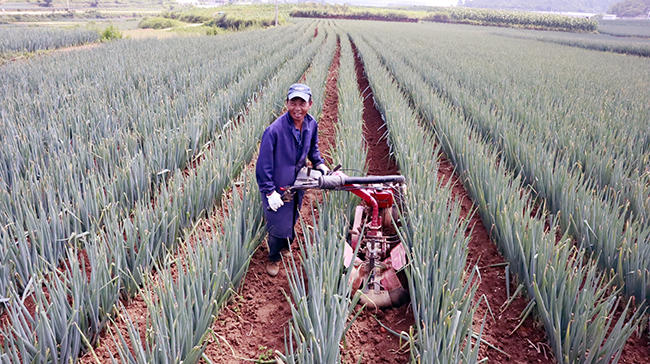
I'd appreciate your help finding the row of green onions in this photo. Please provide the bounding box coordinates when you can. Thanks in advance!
[347,27,481,363]
[105,20,329,364]
[362,22,650,310]
[352,21,644,363]
[0,22,315,299]
[0,20,325,363]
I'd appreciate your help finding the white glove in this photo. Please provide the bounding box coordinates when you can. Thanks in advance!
[315,163,330,175]
[267,191,284,212]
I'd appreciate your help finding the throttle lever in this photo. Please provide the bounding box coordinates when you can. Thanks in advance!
[280,186,294,202]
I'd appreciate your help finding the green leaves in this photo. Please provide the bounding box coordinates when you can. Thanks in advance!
[340,20,646,364]
[280,27,360,364]
[0,20,325,364]
[112,174,264,364]
[349,31,480,364]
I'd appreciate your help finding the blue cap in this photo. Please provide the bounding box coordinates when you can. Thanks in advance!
[287,83,311,102]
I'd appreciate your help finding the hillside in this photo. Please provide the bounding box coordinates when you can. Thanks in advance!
[459,0,616,13]
[608,0,650,17]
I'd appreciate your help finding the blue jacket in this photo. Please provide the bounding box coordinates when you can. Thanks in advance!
[256,112,324,238]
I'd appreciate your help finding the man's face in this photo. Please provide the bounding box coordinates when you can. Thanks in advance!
[287,97,313,125]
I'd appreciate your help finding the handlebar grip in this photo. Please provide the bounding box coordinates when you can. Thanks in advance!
[318,175,345,189]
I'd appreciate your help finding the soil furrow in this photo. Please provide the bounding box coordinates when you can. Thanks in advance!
[337,40,413,364]
[352,43,399,177]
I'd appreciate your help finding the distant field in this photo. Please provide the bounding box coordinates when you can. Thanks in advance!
[490,25,650,56]
[289,3,599,32]
[0,0,174,8]
[1,3,289,36]
[599,19,650,38]
[0,24,100,59]
[160,3,292,29]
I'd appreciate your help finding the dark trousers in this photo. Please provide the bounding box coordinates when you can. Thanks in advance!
[267,235,291,262]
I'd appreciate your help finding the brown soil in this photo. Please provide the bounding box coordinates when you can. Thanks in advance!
[620,330,650,364]
[202,243,297,363]
[318,42,339,167]
[352,41,399,177]
[54,43,101,54]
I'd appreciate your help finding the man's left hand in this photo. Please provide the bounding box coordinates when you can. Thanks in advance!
[315,163,330,175]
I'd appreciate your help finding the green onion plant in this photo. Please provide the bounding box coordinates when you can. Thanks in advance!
[342,20,645,363]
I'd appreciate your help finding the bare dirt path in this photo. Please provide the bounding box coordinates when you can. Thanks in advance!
[338,41,413,364]
[353,43,399,177]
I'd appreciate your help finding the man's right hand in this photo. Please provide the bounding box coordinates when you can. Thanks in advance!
[267,191,284,211]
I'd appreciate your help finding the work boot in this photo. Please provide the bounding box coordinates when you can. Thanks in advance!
[267,261,280,277]
[281,248,291,258]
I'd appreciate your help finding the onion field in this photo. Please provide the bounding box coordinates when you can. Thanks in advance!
[0,17,649,364]
[0,26,100,59]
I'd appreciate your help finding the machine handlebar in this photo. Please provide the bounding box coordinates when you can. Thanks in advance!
[318,174,405,190]
[343,175,405,185]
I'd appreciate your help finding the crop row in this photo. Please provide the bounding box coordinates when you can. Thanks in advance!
[362,22,650,305]
[346,29,481,363]
[0,26,100,55]
[0,20,327,363]
[598,19,650,38]
[490,27,650,57]
[396,23,650,225]
[109,172,265,364]
[440,7,598,32]
[99,19,333,364]
[340,20,643,363]
[0,21,314,300]
[290,3,597,32]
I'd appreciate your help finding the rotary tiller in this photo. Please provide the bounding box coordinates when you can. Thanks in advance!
[282,166,409,309]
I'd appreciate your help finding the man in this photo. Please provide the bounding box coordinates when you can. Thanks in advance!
[255,83,329,276]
